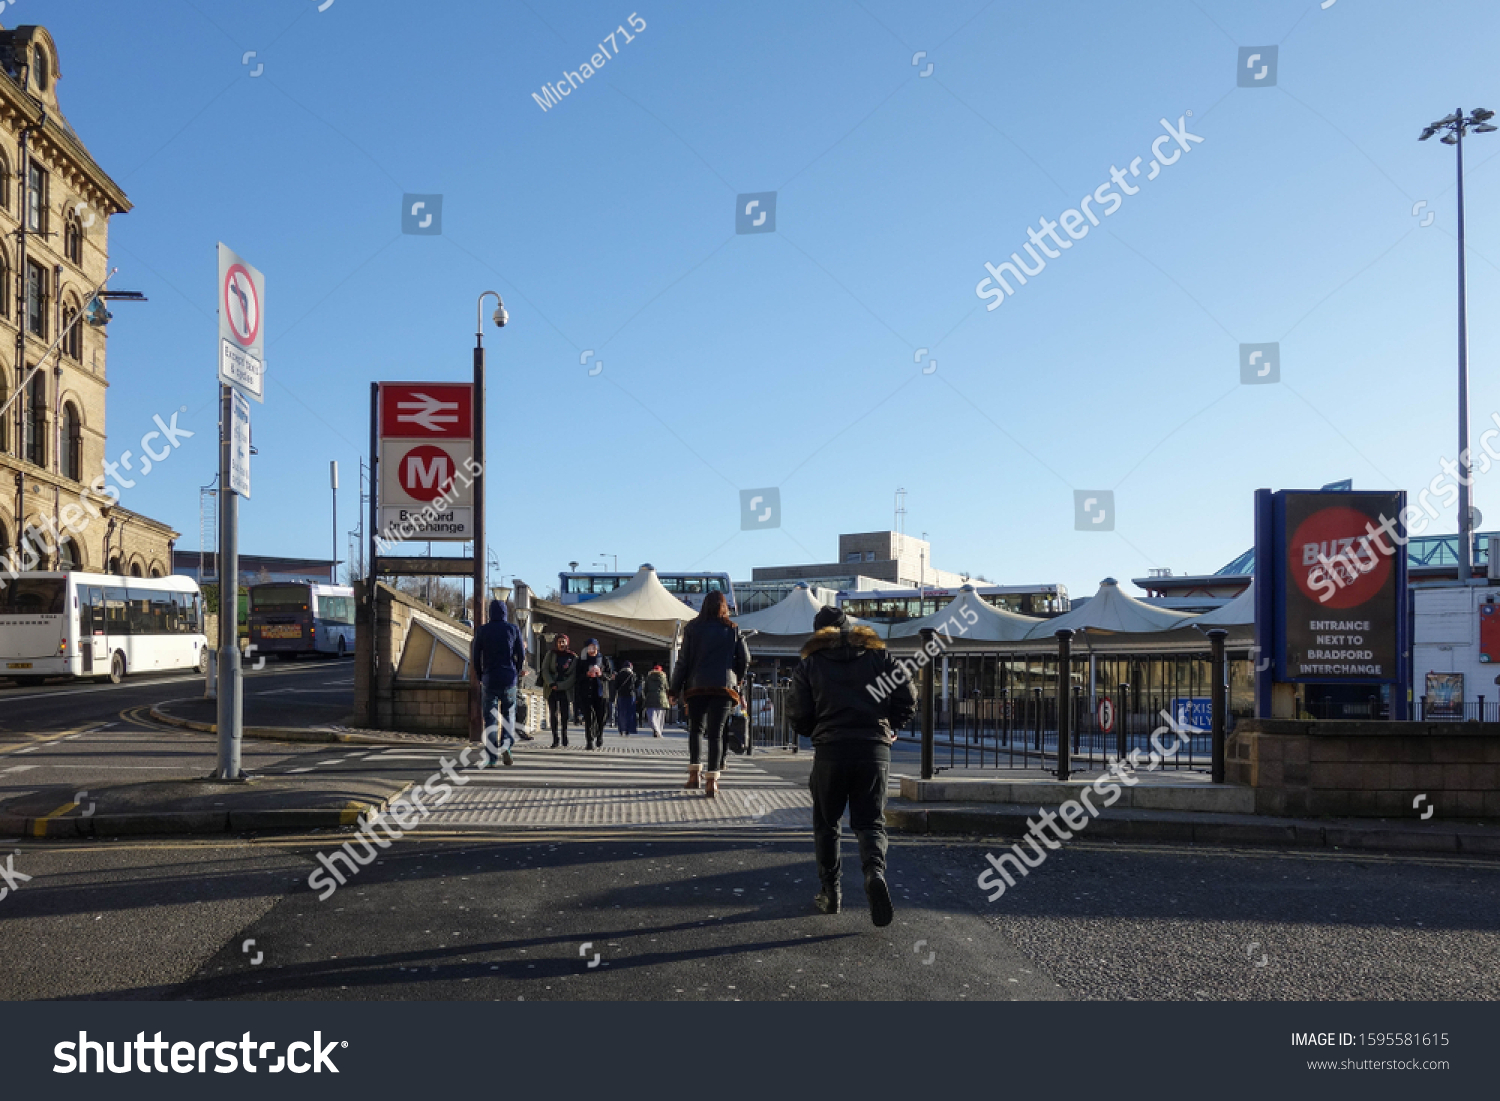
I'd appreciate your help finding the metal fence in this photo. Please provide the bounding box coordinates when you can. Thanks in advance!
[889,650,1236,774]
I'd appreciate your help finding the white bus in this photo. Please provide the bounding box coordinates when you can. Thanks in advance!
[0,571,209,684]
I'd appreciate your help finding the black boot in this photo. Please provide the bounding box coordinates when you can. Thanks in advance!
[865,871,893,928]
[814,885,841,914]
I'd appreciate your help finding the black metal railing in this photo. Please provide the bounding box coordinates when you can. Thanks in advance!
[1414,697,1500,723]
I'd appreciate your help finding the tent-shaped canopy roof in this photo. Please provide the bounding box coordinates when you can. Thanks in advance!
[733,582,885,638]
[1027,577,1195,637]
[732,583,828,635]
[1176,580,1255,627]
[889,585,1041,642]
[577,565,697,623]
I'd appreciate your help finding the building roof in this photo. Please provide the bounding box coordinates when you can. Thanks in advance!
[577,565,697,622]
[888,585,1041,642]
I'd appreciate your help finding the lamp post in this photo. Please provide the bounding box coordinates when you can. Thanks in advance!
[474,292,508,624]
[601,552,617,572]
[1420,107,1497,581]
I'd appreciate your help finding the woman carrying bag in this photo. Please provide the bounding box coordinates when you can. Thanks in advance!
[668,591,750,797]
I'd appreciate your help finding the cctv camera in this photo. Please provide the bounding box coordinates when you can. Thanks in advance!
[492,304,509,328]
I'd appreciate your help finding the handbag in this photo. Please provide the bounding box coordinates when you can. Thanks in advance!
[724,705,751,755]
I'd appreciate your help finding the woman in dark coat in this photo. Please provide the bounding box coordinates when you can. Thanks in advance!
[613,660,640,736]
[668,591,750,796]
[573,639,612,750]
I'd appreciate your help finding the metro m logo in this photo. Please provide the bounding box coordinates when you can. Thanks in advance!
[397,444,457,502]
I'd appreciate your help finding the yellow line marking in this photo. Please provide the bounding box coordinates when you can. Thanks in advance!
[0,728,87,757]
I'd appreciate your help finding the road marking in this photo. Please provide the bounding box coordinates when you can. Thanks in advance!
[287,767,318,774]
[14,746,38,754]
[2,764,38,773]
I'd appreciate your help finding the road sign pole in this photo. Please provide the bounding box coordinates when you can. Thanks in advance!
[215,382,243,780]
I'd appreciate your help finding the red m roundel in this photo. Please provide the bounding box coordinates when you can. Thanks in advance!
[397,445,457,502]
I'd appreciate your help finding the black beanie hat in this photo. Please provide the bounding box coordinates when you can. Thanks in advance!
[813,605,848,631]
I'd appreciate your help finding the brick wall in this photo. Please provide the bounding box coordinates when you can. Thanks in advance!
[1227,718,1500,818]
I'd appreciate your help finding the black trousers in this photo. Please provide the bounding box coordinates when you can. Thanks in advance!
[548,691,570,743]
[809,754,889,889]
[579,697,607,746]
[687,695,734,773]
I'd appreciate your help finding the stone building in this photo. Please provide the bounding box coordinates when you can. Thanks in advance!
[0,24,177,578]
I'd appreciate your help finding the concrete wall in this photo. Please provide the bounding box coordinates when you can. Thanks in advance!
[355,580,475,735]
[1227,718,1500,818]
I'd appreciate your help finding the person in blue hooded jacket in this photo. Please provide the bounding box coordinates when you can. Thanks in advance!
[471,600,527,767]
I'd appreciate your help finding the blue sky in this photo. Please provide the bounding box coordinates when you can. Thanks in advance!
[39,0,1500,600]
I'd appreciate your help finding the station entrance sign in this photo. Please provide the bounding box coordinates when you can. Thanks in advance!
[376,382,475,543]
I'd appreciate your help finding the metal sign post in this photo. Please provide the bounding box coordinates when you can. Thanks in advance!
[214,243,265,781]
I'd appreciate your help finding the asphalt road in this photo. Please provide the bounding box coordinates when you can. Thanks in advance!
[3,663,1500,1002]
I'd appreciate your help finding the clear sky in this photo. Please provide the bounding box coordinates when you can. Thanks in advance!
[37,0,1500,600]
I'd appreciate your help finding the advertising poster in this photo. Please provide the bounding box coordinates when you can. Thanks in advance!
[1425,672,1464,719]
[1279,491,1403,683]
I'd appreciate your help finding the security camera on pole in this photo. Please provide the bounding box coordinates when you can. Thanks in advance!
[215,242,265,781]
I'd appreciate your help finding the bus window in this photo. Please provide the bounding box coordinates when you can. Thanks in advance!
[251,584,310,613]
[706,578,723,592]
[682,578,704,593]
[0,578,65,614]
[104,588,130,634]
[317,594,354,624]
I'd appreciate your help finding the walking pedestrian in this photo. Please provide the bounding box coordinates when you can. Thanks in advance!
[540,634,577,748]
[668,591,750,797]
[788,605,916,927]
[613,660,640,736]
[643,664,670,737]
[574,639,612,750]
[470,600,526,768]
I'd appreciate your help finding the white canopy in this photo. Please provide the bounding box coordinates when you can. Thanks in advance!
[1177,580,1255,627]
[1027,577,1195,637]
[578,565,697,623]
[733,583,885,638]
[889,585,1041,642]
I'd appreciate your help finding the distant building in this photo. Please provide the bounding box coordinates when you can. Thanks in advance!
[750,531,971,589]
[0,24,177,577]
[173,552,337,586]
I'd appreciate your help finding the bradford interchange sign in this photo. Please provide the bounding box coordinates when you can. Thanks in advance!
[1264,489,1406,683]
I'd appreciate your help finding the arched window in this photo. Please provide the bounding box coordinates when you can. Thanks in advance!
[0,250,10,319]
[23,370,44,467]
[64,213,82,265]
[62,401,81,481]
[149,561,164,578]
[62,301,80,360]
[57,536,79,571]
[0,378,7,455]
[32,47,48,92]
[108,554,123,576]
[129,560,143,578]
[0,517,9,568]
[0,152,10,215]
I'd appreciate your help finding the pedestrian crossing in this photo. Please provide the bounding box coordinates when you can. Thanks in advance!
[462,742,796,789]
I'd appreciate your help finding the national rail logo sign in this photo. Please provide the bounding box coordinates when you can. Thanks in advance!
[377,382,475,541]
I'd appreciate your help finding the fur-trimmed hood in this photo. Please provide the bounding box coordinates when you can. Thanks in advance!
[799,624,886,659]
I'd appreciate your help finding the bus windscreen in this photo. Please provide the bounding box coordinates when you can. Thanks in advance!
[0,579,65,614]
[250,585,310,613]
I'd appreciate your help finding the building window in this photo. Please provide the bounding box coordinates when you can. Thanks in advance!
[62,302,80,359]
[0,252,9,319]
[57,537,79,571]
[129,560,143,578]
[0,152,10,214]
[23,370,44,467]
[25,260,46,337]
[846,552,860,563]
[64,213,82,265]
[62,401,81,481]
[26,162,46,235]
[108,554,122,576]
[32,47,48,92]
[0,379,7,455]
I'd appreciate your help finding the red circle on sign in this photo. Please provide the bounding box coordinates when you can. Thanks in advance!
[1288,506,1392,609]
[223,263,260,346]
[1096,697,1114,733]
[397,444,457,502]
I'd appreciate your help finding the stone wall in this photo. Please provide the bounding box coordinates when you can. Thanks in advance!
[1227,718,1500,818]
[354,580,474,735]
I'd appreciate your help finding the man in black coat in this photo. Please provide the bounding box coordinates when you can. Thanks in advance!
[470,600,527,767]
[788,606,917,926]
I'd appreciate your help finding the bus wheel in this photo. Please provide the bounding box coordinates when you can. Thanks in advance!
[109,652,126,685]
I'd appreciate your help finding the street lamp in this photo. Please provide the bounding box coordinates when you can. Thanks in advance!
[601,552,617,572]
[1420,107,1497,581]
[474,291,508,625]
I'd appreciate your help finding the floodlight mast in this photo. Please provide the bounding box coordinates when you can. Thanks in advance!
[1420,107,1495,581]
